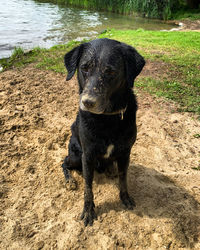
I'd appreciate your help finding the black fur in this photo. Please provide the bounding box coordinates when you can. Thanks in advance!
[62,38,145,226]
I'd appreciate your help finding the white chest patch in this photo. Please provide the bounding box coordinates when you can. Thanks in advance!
[104,144,114,159]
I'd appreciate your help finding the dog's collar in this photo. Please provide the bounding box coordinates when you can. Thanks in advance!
[103,106,127,120]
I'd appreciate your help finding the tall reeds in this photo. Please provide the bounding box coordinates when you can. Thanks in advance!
[35,0,188,20]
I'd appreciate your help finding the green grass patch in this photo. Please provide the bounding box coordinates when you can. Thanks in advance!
[99,29,200,52]
[0,47,45,70]
[0,47,39,69]
[0,40,82,73]
[136,77,200,114]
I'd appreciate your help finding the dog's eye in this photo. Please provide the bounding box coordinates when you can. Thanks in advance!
[105,68,116,76]
[81,65,89,74]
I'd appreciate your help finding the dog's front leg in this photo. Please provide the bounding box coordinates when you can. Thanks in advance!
[80,153,97,226]
[117,153,136,209]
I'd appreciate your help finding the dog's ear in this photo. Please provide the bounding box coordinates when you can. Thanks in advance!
[120,43,145,88]
[64,44,84,81]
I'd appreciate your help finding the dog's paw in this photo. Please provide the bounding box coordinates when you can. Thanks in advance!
[120,191,136,210]
[66,178,77,190]
[80,202,97,226]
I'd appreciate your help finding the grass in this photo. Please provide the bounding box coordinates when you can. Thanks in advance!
[135,77,200,114]
[0,29,200,117]
[193,134,200,138]
[0,40,82,73]
[191,166,200,171]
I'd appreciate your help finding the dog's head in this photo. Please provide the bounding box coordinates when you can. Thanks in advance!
[64,38,145,115]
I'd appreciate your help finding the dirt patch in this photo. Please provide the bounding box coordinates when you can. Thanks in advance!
[141,59,178,80]
[0,65,200,249]
[168,19,200,31]
[180,19,200,31]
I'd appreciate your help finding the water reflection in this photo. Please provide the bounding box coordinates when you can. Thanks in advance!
[0,0,175,59]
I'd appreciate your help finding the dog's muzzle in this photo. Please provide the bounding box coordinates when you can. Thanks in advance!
[80,94,105,114]
[81,95,96,109]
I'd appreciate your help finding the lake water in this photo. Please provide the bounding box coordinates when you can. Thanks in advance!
[0,0,175,59]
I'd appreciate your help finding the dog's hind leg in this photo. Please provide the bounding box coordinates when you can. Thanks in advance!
[61,156,78,190]
[61,135,82,190]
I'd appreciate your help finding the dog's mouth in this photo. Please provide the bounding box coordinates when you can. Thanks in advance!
[80,102,104,114]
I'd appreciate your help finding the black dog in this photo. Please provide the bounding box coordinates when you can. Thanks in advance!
[62,38,145,226]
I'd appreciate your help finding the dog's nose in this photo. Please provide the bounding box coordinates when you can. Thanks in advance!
[82,98,96,109]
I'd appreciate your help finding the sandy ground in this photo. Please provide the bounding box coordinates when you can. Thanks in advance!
[0,64,200,249]
[167,19,200,31]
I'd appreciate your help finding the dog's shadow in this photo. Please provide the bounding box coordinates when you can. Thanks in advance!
[95,164,200,248]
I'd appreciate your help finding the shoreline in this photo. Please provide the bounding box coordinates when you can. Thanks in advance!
[167,19,200,31]
[0,19,199,62]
